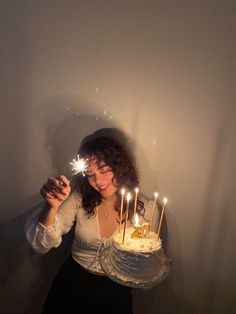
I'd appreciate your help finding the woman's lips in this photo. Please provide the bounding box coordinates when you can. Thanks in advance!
[98,184,109,192]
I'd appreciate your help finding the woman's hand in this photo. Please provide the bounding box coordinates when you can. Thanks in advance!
[162,257,173,266]
[40,175,71,210]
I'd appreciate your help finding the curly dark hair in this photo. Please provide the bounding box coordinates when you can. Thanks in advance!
[76,135,144,219]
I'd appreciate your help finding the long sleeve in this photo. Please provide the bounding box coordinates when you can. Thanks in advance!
[25,192,81,254]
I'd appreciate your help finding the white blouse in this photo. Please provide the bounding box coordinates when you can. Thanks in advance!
[25,191,158,275]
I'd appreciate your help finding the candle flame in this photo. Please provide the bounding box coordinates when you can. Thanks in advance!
[70,155,88,176]
[163,197,167,204]
[154,192,158,198]
[121,188,125,195]
[127,192,131,202]
[135,187,139,193]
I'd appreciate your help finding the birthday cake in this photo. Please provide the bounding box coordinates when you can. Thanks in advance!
[109,226,163,280]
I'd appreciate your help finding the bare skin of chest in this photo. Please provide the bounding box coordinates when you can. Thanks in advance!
[97,205,119,238]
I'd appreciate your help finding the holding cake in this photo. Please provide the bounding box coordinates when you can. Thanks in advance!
[110,226,163,280]
[100,193,170,288]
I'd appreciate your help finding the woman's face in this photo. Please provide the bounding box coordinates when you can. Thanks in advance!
[86,158,118,199]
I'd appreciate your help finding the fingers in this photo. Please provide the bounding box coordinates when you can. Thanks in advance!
[41,176,71,201]
[40,187,55,199]
[41,185,70,202]
[40,188,65,201]
[47,178,63,191]
[58,175,70,186]
[48,177,70,192]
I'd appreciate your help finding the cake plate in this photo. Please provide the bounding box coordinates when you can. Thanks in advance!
[100,246,171,289]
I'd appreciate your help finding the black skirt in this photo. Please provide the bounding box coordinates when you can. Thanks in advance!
[42,255,133,314]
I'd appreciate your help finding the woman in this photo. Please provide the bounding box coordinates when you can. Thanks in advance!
[25,135,144,314]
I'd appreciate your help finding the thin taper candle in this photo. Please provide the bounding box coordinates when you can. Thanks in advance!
[157,198,167,239]
[150,192,158,231]
[122,193,131,243]
[119,188,125,233]
[133,187,139,218]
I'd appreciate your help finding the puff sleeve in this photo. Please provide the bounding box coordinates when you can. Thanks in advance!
[25,192,81,254]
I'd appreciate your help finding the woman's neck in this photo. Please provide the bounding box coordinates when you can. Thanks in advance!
[101,194,117,207]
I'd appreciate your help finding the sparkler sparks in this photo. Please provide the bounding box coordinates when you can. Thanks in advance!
[70,155,88,176]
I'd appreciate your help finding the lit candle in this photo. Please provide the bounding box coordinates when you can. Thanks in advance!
[122,192,131,243]
[150,192,158,231]
[119,188,126,233]
[157,198,167,239]
[133,187,139,218]
[131,213,150,238]
[131,213,141,238]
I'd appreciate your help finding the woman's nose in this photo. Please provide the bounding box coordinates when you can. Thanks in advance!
[94,174,103,186]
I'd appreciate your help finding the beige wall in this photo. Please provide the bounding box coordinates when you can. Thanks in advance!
[0,1,235,313]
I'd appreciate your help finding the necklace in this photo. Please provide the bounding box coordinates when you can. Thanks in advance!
[104,207,110,219]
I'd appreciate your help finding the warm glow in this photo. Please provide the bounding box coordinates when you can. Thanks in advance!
[154,192,158,198]
[135,187,139,193]
[121,188,125,196]
[135,213,140,226]
[163,198,167,205]
[127,192,131,202]
[70,155,88,176]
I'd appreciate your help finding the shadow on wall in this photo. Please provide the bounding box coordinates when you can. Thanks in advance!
[133,279,195,314]
[0,199,74,314]
[194,104,236,314]
[131,200,190,314]
[0,111,144,314]
[0,109,175,314]
[37,96,139,180]
[0,198,43,286]
[46,114,138,180]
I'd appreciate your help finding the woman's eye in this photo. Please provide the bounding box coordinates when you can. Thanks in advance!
[86,173,94,178]
[100,167,111,174]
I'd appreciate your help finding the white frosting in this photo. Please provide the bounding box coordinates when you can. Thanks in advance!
[113,227,162,252]
[110,227,163,279]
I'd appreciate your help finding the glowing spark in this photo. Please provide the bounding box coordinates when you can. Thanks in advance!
[70,155,88,176]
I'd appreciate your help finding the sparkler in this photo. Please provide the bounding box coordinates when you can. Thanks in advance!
[70,155,88,176]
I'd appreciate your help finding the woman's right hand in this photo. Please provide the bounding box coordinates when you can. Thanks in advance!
[40,175,71,210]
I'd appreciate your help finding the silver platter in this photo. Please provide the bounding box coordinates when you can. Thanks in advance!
[100,246,171,288]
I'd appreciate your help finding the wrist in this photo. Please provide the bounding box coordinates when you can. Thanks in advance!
[44,202,59,212]
[39,204,58,227]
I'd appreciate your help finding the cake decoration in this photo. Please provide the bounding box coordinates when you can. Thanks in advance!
[100,189,171,288]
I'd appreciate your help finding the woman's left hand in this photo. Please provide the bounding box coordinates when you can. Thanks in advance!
[162,257,173,265]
